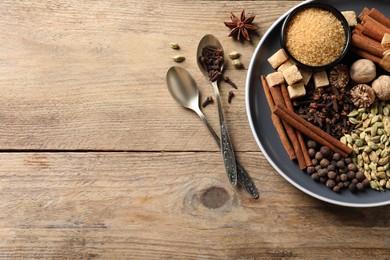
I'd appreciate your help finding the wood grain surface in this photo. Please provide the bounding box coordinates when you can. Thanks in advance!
[0,0,389,259]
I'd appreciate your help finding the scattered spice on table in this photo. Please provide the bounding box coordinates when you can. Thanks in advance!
[202,96,214,107]
[228,91,235,103]
[224,9,258,41]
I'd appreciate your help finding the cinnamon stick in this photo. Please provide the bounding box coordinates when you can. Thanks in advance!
[360,15,390,42]
[280,84,312,168]
[273,105,352,158]
[358,7,370,21]
[368,8,390,29]
[269,85,306,169]
[260,75,296,160]
[350,46,382,64]
[352,32,387,58]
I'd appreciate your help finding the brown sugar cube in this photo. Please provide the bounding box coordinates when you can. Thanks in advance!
[287,82,306,99]
[282,65,303,86]
[341,11,357,27]
[267,49,289,69]
[382,33,390,48]
[299,68,313,86]
[265,72,285,87]
[313,71,329,88]
[277,59,295,73]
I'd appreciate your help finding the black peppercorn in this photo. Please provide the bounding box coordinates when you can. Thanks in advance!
[307,140,317,148]
[340,173,348,182]
[327,171,337,179]
[347,163,357,172]
[327,165,336,171]
[320,146,332,158]
[356,171,365,182]
[326,179,336,189]
[348,183,357,192]
[344,157,352,164]
[333,185,340,192]
[320,177,327,184]
[356,182,365,191]
[307,166,316,174]
[320,158,330,168]
[308,148,316,158]
[351,178,358,184]
[312,159,318,166]
[311,173,320,182]
[332,153,341,161]
[315,152,323,160]
[347,171,356,180]
[336,160,345,168]
[362,179,370,187]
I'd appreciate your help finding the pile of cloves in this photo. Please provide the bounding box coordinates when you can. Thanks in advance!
[294,82,357,139]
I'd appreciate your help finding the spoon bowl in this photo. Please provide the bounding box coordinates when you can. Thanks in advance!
[166,66,199,111]
[196,34,225,78]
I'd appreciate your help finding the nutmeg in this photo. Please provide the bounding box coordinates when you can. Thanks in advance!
[372,75,390,101]
[350,84,376,108]
[350,59,376,83]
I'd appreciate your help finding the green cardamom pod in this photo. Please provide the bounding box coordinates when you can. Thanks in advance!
[232,59,244,69]
[169,42,180,49]
[228,51,240,59]
[172,55,185,62]
[347,110,359,117]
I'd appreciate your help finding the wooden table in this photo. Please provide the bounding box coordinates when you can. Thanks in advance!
[0,0,389,259]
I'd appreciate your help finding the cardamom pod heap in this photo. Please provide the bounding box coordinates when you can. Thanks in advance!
[343,101,390,191]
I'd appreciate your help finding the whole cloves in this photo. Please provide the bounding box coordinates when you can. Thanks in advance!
[224,76,238,89]
[202,96,214,107]
[228,91,235,103]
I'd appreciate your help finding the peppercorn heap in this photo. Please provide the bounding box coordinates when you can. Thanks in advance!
[306,140,369,192]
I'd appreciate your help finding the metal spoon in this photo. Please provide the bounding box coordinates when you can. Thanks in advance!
[196,34,237,186]
[166,66,259,199]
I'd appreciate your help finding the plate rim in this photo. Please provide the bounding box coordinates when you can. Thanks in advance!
[245,0,390,207]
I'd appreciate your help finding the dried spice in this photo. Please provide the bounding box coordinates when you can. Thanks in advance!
[350,84,376,108]
[169,42,180,49]
[228,91,235,103]
[329,64,350,89]
[305,141,368,193]
[172,55,185,63]
[198,46,224,81]
[224,76,238,89]
[202,96,214,108]
[294,81,356,139]
[224,10,257,41]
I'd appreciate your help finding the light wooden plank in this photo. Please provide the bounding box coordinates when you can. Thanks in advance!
[0,0,300,151]
[0,152,388,259]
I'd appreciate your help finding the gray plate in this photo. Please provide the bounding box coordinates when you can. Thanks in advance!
[246,0,390,207]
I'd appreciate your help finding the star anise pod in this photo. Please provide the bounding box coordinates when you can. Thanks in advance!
[224,10,257,41]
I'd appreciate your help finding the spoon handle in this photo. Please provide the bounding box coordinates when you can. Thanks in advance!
[211,81,237,186]
[196,109,259,198]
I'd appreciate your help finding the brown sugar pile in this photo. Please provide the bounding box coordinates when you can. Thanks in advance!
[285,7,346,66]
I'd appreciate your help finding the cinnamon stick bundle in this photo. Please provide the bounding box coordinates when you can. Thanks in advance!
[353,7,390,72]
[269,84,306,169]
[366,8,390,29]
[359,15,390,42]
[273,105,352,158]
[260,76,296,160]
[280,84,312,168]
